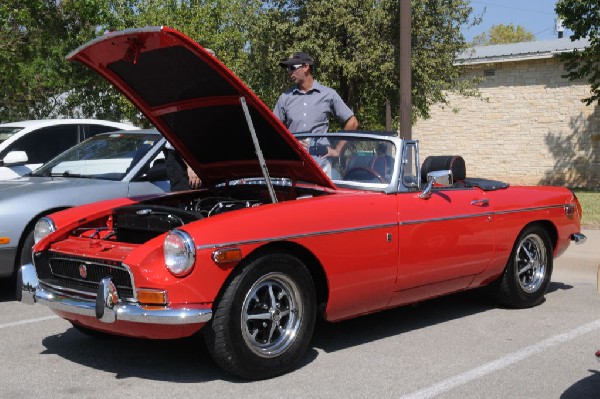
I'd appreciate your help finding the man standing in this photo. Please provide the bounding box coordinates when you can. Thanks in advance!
[273,52,358,176]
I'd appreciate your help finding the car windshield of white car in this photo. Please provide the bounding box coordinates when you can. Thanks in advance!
[0,127,23,145]
[31,132,160,180]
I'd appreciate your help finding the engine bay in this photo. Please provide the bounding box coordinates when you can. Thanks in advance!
[77,184,327,244]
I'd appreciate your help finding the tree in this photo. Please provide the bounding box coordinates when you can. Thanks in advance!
[241,0,479,130]
[472,23,535,46]
[64,0,258,127]
[556,0,600,106]
[0,0,86,122]
[1,0,479,130]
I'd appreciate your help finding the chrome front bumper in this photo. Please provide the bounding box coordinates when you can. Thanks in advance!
[17,263,212,325]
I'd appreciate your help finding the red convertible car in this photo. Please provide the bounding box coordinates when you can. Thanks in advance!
[18,27,586,380]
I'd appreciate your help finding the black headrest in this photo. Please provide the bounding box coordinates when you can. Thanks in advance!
[421,156,466,183]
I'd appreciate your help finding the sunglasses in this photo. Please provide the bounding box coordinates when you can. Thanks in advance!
[287,64,304,72]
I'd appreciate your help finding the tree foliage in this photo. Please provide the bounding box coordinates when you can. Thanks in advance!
[472,23,535,46]
[556,0,600,106]
[1,0,479,130]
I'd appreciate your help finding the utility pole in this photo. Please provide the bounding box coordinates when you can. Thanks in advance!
[399,0,412,139]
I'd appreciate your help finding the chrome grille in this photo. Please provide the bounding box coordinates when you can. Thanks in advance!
[46,252,134,299]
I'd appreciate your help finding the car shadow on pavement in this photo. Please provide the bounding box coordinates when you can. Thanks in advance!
[561,369,600,398]
[310,288,497,354]
[41,329,233,383]
[0,278,16,302]
[38,283,571,382]
[547,280,574,294]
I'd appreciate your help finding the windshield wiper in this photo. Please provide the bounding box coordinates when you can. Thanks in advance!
[49,171,95,178]
[28,170,51,177]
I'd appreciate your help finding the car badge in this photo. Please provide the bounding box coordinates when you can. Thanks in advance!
[79,264,88,279]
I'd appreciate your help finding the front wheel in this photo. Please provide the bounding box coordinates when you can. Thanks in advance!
[493,225,553,308]
[204,253,316,380]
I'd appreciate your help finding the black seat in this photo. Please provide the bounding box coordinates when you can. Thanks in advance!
[421,155,466,184]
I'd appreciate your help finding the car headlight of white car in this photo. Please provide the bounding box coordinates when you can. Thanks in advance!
[33,217,57,244]
[164,229,196,276]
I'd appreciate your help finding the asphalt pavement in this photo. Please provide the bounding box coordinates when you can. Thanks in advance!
[554,228,600,282]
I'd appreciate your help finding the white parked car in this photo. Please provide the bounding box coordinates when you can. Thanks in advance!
[0,119,137,180]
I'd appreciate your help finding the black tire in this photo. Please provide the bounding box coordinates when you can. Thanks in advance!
[204,253,316,380]
[493,225,553,308]
[19,229,35,265]
[5,229,35,300]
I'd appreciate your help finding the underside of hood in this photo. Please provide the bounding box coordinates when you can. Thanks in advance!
[67,26,334,189]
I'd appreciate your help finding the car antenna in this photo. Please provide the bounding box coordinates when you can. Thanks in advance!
[239,96,278,204]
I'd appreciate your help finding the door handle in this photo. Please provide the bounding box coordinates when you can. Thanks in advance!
[471,199,489,207]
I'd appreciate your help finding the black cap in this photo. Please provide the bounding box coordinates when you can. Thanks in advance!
[279,51,314,67]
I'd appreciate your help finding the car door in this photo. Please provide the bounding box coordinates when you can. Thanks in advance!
[393,187,495,295]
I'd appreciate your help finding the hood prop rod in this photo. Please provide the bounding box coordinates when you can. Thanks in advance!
[240,96,278,204]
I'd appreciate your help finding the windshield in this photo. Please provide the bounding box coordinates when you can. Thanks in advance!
[0,127,23,145]
[224,135,398,189]
[302,135,397,187]
[33,132,161,180]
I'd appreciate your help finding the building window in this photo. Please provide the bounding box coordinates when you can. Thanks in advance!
[483,69,496,77]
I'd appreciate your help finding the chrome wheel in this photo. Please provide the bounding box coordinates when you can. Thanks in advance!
[205,253,316,379]
[514,233,547,293]
[241,272,302,358]
[492,226,553,309]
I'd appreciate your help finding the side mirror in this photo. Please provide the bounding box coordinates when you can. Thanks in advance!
[2,151,28,166]
[418,170,453,199]
[142,160,167,181]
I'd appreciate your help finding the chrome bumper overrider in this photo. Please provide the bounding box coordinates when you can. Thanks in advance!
[17,263,212,325]
[571,233,587,244]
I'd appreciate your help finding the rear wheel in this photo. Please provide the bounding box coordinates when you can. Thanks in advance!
[493,225,553,308]
[204,253,316,380]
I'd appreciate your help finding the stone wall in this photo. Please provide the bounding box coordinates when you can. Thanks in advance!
[413,57,599,189]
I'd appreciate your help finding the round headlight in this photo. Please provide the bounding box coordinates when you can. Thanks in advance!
[33,217,57,244]
[164,230,196,276]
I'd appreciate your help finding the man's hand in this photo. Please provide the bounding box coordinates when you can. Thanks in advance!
[187,165,201,188]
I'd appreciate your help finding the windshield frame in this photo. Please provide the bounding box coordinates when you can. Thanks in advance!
[0,126,24,146]
[293,132,406,193]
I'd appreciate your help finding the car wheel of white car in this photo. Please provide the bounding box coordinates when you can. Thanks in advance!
[204,253,316,380]
[493,225,553,308]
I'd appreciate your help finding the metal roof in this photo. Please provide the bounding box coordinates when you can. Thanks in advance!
[456,37,590,65]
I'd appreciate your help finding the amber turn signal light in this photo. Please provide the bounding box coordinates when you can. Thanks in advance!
[212,248,243,264]
[137,289,167,305]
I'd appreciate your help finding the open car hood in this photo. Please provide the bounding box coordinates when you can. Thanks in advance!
[67,26,334,188]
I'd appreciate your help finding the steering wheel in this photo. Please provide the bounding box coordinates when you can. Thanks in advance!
[343,167,385,183]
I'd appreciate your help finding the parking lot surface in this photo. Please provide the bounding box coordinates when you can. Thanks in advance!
[1,230,598,398]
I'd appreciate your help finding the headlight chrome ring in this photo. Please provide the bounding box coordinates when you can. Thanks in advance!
[33,217,57,244]
[164,229,196,276]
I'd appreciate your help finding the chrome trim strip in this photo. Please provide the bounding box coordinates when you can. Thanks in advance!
[195,204,571,250]
[401,204,568,225]
[492,204,568,215]
[195,223,399,250]
[400,212,493,226]
[18,263,211,325]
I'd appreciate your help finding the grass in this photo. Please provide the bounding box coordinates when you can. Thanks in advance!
[574,190,600,229]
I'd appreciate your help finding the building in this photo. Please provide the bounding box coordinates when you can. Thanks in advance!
[413,38,599,189]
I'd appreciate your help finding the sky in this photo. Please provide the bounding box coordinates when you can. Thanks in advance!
[462,0,572,42]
